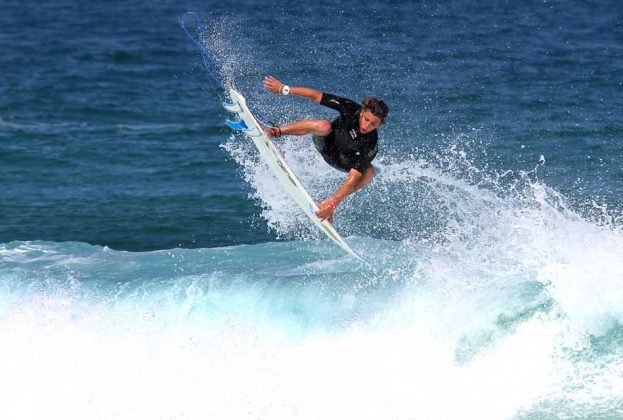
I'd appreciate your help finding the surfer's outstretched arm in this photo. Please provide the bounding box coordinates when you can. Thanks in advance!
[264,76,322,104]
[315,166,375,222]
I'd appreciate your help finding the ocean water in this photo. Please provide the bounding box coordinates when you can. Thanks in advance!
[1,0,623,418]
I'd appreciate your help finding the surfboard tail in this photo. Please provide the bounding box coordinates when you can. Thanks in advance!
[223,102,242,113]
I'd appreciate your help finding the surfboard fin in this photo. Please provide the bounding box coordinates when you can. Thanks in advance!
[226,119,248,131]
[222,102,242,113]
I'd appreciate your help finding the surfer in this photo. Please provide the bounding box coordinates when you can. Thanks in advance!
[263,76,388,222]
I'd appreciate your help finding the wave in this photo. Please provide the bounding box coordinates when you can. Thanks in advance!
[2,205,623,418]
[209,117,623,417]
[4,91,620,420]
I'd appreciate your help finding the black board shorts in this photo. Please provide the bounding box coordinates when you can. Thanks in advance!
[312,135,349,173]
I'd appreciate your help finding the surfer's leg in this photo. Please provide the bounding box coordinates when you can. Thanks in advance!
[266,120,331,137]
[352,164,375,192]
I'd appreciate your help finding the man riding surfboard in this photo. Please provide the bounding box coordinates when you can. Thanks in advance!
[263,76,388,223]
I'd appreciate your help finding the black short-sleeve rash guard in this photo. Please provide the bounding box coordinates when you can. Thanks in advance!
[315,93,378,173]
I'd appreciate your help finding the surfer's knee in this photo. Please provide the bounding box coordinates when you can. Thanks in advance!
[314,120,332,136]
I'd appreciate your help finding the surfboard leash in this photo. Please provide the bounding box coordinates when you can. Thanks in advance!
[182,11,276,128]
[181,11,228,91]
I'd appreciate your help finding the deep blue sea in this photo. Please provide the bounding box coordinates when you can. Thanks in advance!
[2,1,623,418]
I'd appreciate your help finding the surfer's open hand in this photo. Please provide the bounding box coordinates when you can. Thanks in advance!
[264,76,285,94]
[316,199,337,223]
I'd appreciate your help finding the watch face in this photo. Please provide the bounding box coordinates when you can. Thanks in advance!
[283,86,290,95]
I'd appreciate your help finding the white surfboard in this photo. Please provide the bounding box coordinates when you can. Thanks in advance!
[224,87,365,263]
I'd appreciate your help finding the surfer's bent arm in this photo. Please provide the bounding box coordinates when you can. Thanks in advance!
[315,169,365,221]
[331,169,363,204]
[264,76,322,103]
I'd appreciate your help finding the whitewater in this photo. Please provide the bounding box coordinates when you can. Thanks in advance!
[2,143,622,418]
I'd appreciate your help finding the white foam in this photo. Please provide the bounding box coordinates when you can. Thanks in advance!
[0,278,593,420]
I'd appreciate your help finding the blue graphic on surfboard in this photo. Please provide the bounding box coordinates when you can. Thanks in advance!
[224,87,366,263]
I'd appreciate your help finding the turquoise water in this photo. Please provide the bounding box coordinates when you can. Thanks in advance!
[2,1,623,418]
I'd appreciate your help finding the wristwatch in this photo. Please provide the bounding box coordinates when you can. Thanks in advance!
[281,85,290,95]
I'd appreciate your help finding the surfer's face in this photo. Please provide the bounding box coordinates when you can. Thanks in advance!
[359,109,383,134]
